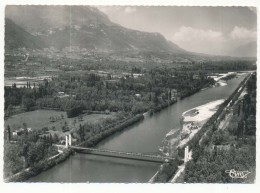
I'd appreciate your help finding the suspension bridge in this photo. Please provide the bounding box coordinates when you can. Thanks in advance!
[54,134,189,163]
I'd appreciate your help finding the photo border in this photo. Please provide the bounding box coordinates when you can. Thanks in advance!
[0,1,259,193]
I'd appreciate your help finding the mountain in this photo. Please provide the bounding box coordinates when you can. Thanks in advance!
[5,6,112,35]
[5,5,186,54]
[228,41,257,58]
[44,23,187,53]
[5,18,46,50]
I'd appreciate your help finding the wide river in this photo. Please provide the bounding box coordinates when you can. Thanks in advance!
[27,73,248,183]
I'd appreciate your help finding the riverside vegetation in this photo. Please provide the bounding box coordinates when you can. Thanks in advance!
[4,6,256,183]
[4,60,256,181]
[153,72,255,183]
[182,72,256,183]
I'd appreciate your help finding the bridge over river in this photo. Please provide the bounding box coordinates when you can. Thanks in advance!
[27,72,249,182]
[56,144,175,163]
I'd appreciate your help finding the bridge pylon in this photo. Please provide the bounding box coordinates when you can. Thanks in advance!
[65,133,72,148]
[184,146,191,163]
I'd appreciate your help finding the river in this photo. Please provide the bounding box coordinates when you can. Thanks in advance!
[27,73,248,183]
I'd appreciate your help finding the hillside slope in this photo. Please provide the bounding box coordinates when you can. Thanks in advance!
[5,5,186,54]
[5,18,46,50]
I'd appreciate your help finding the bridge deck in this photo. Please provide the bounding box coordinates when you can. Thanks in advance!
[70,146,174,163]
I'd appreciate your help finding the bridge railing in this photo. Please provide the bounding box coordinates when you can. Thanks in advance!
[71,146,174,161]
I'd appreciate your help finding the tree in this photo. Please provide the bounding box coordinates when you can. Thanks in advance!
[7,125,11,141]
[22,97,35,111]
[212,130,229,145]
[153,88,160,105]
[49,134,53,146]
[244,94,251,106]
[49,116,55,122]
[4,143,24,176]
[237,120,244,138]
[66,106,83,118]
[78,114,83,121]
[53,133,59,143]
[237,104,241,116]
[212,123,217,132]
[22,123,28,135]
[6,104,14,117]
[78,124,85,142]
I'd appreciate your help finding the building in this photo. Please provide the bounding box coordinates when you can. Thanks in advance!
[12,131,18,136]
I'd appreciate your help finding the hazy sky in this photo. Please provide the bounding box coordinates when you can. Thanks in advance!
[97,6,257,55]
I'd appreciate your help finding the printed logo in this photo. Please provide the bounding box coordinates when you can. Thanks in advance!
[225,169,250,179]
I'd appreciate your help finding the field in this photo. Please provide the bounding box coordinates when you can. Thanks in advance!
[4,75,53,88]
[5,109,114,136]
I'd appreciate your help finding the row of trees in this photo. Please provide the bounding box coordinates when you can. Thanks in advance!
[5,65,216,119]
[5,79,52,113]
[74,113,144,147]
[183,73,256,183]
[38,68,215,114]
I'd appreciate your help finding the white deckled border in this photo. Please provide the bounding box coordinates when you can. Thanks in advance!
[0,1,259,193]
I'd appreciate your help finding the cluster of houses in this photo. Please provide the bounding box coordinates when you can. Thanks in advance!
[56,91,76,98]
[12,127,32,136]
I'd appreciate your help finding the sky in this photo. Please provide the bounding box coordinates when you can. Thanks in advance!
[97,6,257,55]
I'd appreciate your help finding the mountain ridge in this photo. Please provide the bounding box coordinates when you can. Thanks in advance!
[5,5,186,54]
[5,18,46,50]
[5,5,256,59]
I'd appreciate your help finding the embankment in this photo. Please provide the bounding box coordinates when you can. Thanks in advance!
[5,149,73,182]
[79,99,177,148]
[79,114,145,147]
[151,73,251,183]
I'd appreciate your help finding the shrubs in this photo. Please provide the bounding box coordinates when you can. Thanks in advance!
[153,160,179,182]
[155,74,251,183]
[6,149,73,182]
[150,99,176,115]
[220,73,236,81]
[80,114,144,147]
[66,106,84,118]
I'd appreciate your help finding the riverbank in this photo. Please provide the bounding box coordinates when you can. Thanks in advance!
[78,114,144,148]
[179,72,255,183]
[16,79,216,182]
[21,72,249,182]
[9,99,177,182]
[5,149,73,182]
[209,72,237,88]
[151,73,251,183]
[178,99,224,148]
[171,73,251,183]
[150,99,225,183]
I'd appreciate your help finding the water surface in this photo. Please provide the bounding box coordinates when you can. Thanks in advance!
[28,73,247,182]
